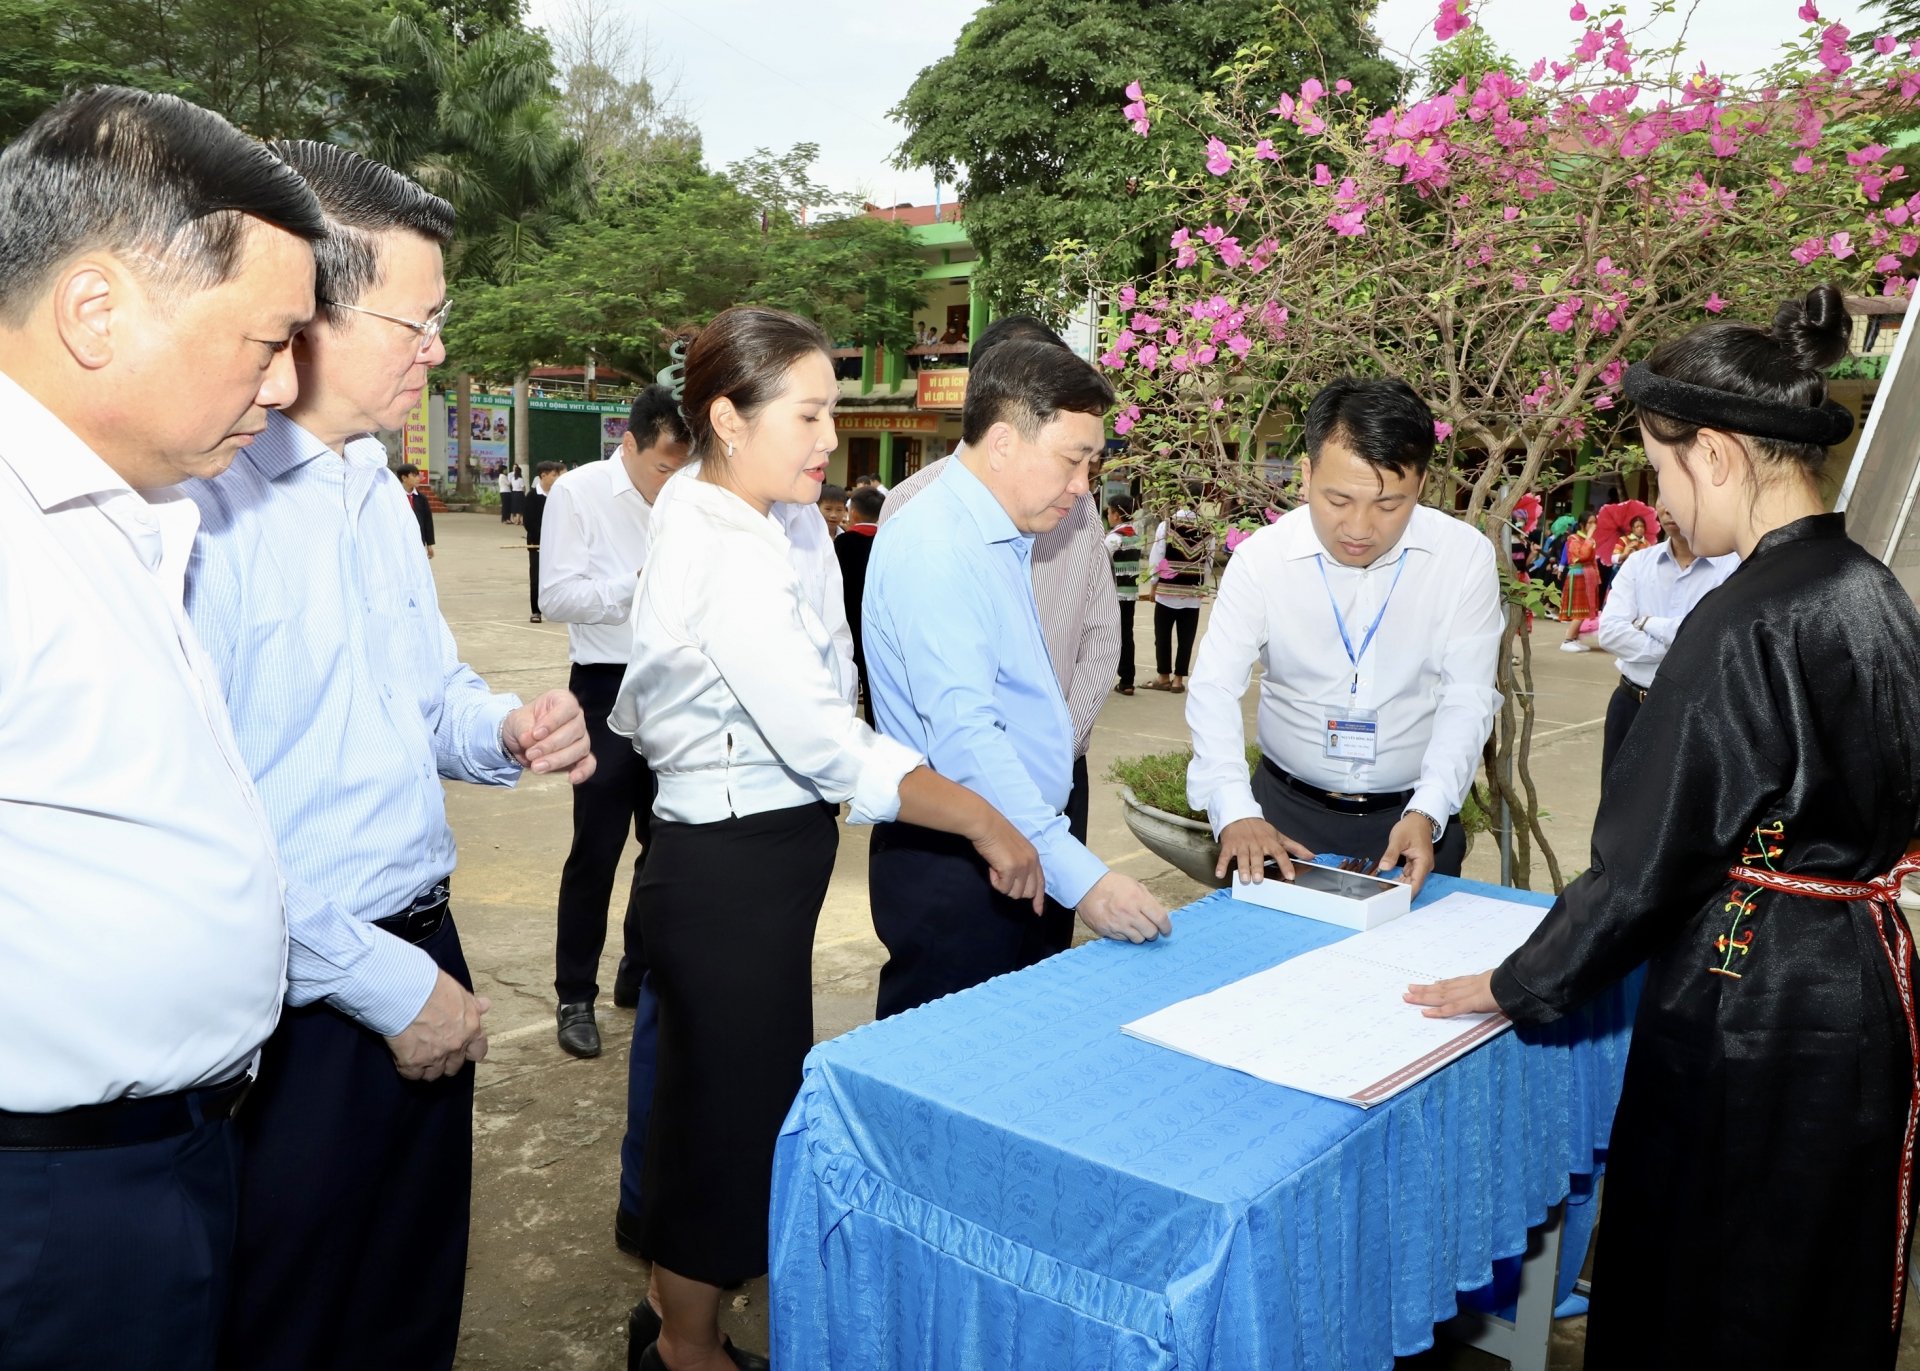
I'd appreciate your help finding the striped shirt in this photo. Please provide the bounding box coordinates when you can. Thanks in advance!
[184,412,522,1037]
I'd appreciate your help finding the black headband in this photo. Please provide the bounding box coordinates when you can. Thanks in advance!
[1623,362,1854,448]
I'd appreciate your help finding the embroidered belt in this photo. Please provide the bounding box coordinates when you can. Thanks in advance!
[1727,849,1920,1332]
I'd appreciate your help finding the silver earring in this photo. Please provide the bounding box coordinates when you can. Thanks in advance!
[726,442,734,459]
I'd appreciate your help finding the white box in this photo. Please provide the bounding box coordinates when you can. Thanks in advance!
[1229,859,1414,930]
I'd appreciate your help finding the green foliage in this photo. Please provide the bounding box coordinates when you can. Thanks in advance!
[443,148,927,381]
[892,0,1402,314]
[1108,745,1260,821]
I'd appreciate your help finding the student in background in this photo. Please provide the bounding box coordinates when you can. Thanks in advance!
[524,459,562,623]
[397,463,435,558]
[836,483,885,721]
[817,481,848,537]
[1144,497,1210,693]
[1105,495,1144,696]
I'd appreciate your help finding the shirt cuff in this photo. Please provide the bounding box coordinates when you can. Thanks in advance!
[1201,783,1263,840]
[1046,838,1109,910]
[479,693,525,780]
[327,930,441,1038]
[1406,785,1454,837]
[846,735,924,826]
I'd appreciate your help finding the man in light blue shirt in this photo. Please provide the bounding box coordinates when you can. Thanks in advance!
[864,338,1169,1018]
[184,143,594,1371]
[1594,502,1739,783]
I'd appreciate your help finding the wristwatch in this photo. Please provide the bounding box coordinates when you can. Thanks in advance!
[1406,808,1443,843]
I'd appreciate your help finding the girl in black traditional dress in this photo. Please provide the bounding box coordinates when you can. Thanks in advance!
[1408,284,1920,1367]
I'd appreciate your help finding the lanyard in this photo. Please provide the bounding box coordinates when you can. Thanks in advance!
[1316,550,1408,696]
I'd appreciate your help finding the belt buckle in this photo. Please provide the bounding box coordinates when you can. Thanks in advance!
[1326,790,1365,803]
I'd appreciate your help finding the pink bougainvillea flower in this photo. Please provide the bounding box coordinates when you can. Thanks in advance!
[1201,225,1227,245]
[1168,352,1193,374]
[1503,205,1522,221]
[1271,94,1296,120]
[1791,236,1827,265]
[1122,80,1150,137]
[1098,348,1127,370]
[1205,138,1234,176]
[1605,42,1634,76]
[1313,163,1333,186]
[1568,1,1585,17]
[1171,229,1199,269]
[1125,80,1143,100]
[1327,207,1369,236]
[1300,78,1326,103]
[1114,328,1137,352]
[1592,394,1615,410]
[1819,24,1853,75]
[1705,293,1727,313]
[1434,0,1471,42]
[1225,333,1254,358]
[1876,254,1902,273]
[1768,176,1789,198]
[1528,57,1549,81]
[1112,404,1141,435]
[1831,231,1856,259]
[1574,29,1604,62]
[1512,272,1529,290]
[1551,60,1576,83]
[1892,204,1915,226]
[1710,133,1737,157]
[1260,301,1289,337]
[1600,359,1626,386]
[1131,311,1162,334]
[1876,34,1899,55]
[1224,527,1252,553]
[1209,397,1227,413]
[1254,139,1279,162]
[1849,143,1892,166]
[1434,421,1454,441]
[1136,344,1159,372]
[1904,231,1920,255]
[1118,285,1137,307]
[1335,79,1353,94]
[1792,154,1816,174]
[1218,238,1246,267]
[1798,0,1820,19]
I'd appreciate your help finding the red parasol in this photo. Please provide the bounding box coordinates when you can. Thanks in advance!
[1514,492,1543,535]
[1595,499,1658,563]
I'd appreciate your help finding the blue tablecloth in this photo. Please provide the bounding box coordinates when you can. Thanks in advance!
[770,877,1632,1370]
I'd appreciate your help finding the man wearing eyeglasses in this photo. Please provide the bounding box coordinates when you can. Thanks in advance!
[182,142,596,1371]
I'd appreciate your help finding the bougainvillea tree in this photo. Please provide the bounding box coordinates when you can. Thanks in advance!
[1078,1,1920,887]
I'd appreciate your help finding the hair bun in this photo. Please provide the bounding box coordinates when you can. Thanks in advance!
[1770,283,1851,372]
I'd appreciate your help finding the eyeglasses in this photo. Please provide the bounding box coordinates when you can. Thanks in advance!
[320,297,453,353]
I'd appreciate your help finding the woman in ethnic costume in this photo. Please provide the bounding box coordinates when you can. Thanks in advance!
[1409,285,1920,1367]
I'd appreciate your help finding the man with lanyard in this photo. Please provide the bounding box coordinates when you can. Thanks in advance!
[1185,377,1502,890]
[1594,501,1738,783]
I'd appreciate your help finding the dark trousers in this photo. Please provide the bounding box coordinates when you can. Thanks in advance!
[617,978,659,1223]
[554,662,655,1005]
[1600,677,1644,791]
[871,756,1088,1019]
[527,547,541,617]
[0,1110,240,1370]
[220,913,475,1371]
[1251,761,1467,876]
[1154,601,1199,677]
[1117,599,1137,688]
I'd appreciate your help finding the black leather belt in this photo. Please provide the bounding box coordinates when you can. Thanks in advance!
[373,882,451,946]
[1616,678,1650,705]
[1261,756,1413,815]
[0,1072,252,1152]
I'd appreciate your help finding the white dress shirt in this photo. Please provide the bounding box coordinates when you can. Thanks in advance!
[1185,505,1503,838]
[0,370,287,1110]
[538,456,658,665]
[1594,540,1739,688]
[611,471,921,825]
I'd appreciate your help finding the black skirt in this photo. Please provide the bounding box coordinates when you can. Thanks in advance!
[636,800,838,1287]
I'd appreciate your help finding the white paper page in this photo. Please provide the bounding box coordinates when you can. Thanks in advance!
[1122,891,1549,1106]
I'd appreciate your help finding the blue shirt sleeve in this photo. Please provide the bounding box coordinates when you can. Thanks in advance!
[868,539,1108,907]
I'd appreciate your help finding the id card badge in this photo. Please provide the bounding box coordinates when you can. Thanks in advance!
[1323,703,1380,762]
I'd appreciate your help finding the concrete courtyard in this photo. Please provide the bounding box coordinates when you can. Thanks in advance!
[423,508,1913,1370]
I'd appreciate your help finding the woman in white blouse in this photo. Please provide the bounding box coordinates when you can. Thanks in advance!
[615,306,1042,1371]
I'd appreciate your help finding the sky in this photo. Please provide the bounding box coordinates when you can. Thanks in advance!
[524,0,1886,212]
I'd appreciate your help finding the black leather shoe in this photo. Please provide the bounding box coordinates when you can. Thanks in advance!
[635,1339,769,1371]
[556,1001,601,1058]
[612,959,642,1009]
[615,1205,644,1257]
[627,1304,662,1369]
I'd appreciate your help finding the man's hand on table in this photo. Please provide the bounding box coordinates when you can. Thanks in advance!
[1077,872,1171,944]
[1214,817,1316,883]
[1376,812,1437,896]
[1403,971,1497,1018]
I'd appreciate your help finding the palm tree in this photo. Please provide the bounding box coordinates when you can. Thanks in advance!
[381,11,586,495]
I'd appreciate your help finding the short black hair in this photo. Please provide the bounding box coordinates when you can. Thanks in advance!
[962,338,1115,447]
[1302,376,1436,477]
[395,463,421,478]
[851,474,881,489]
[1108,493,1137,518]
[536,460,564,475]
[818,482,847,504]
[0,87,325,325]
[269,141,452,327]
[970,314,1067,368]
[626,383,692,453]
[849,486,884,521]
